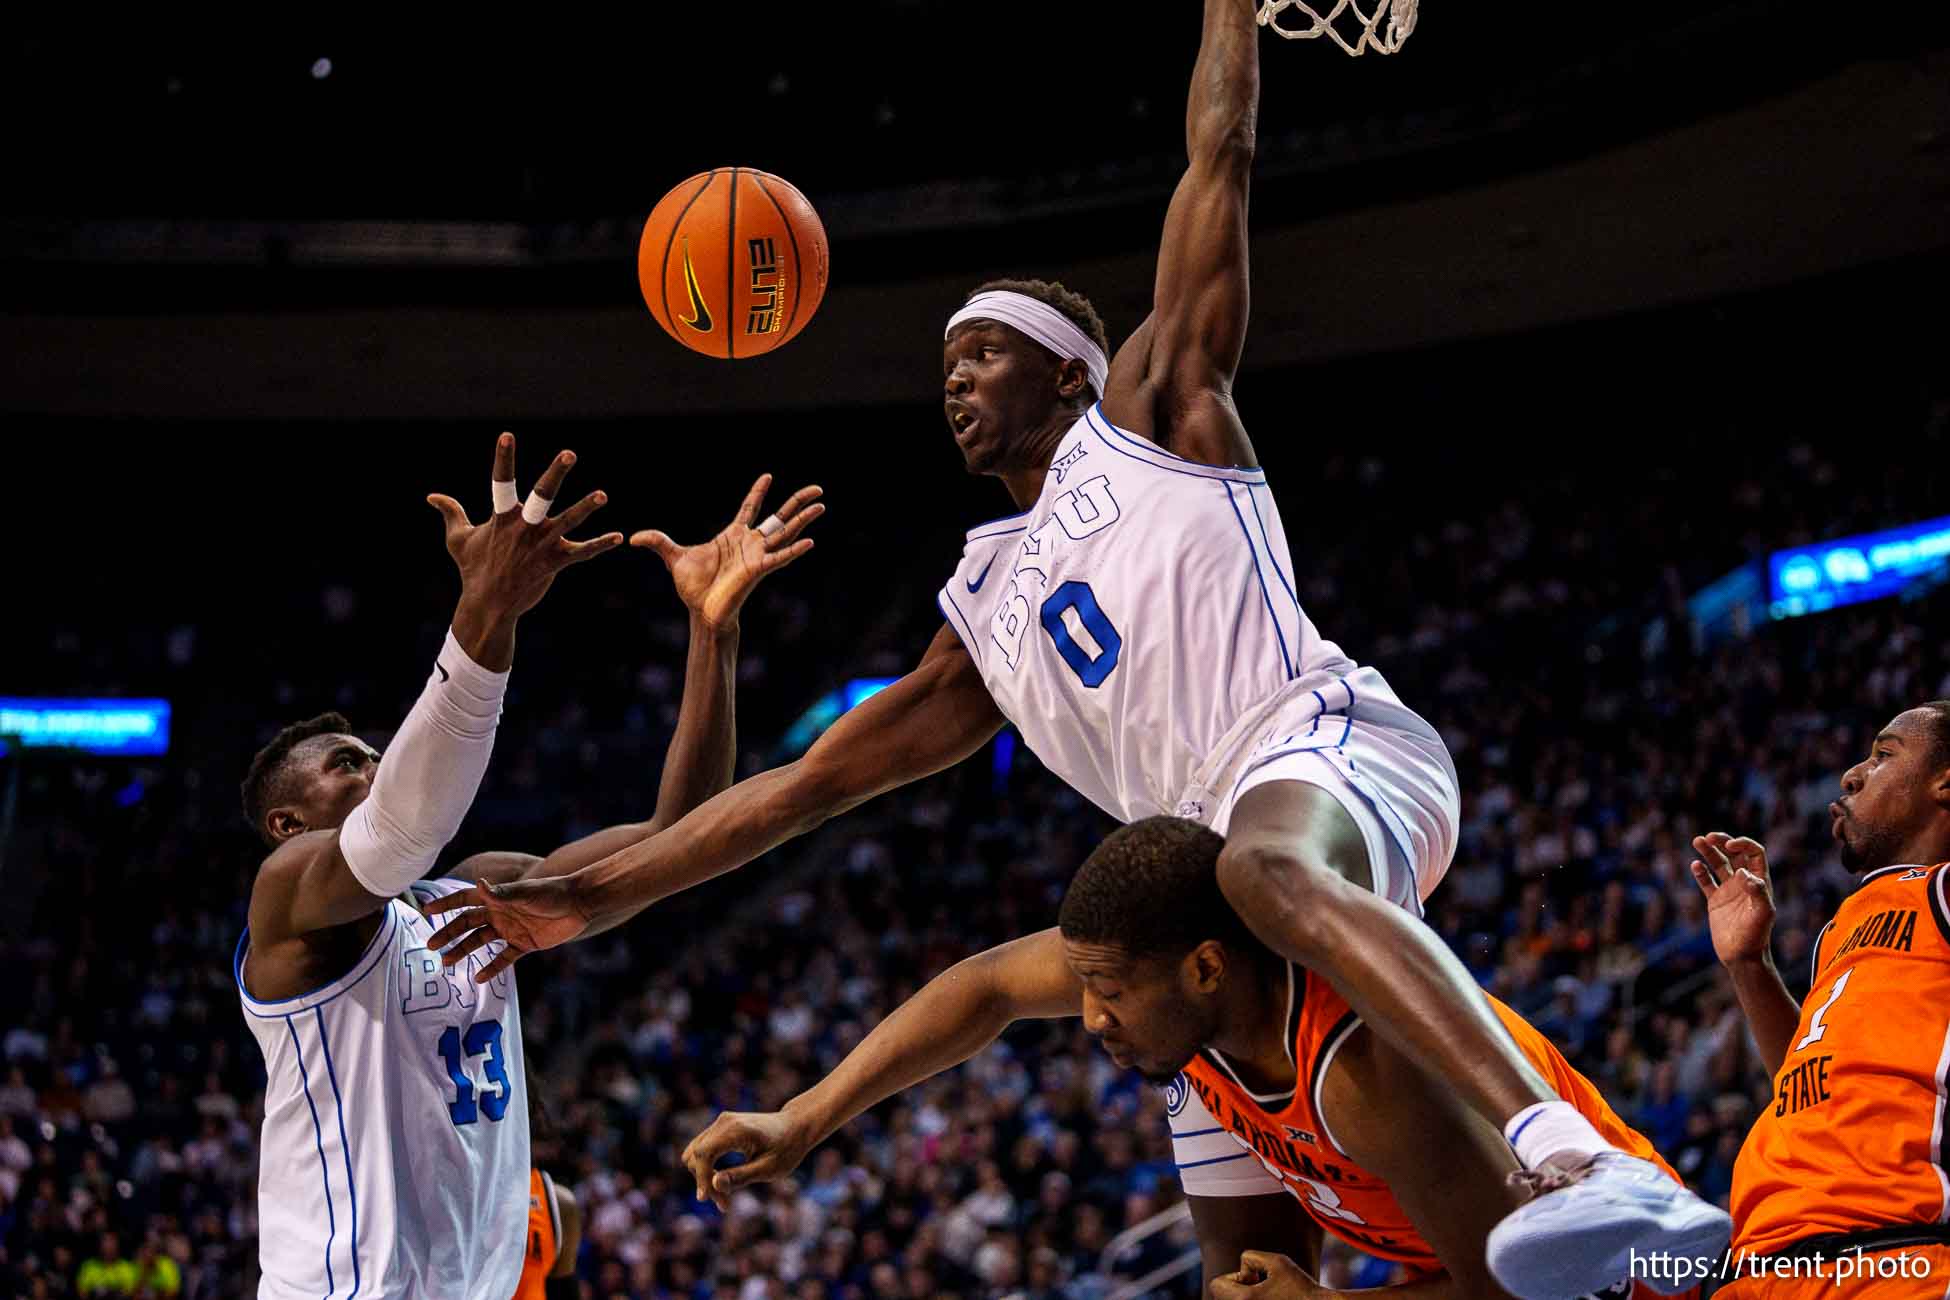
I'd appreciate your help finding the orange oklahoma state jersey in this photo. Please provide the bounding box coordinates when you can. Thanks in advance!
[1731,861,1950,1257]
[511,1168,560,1300]
[1179,962,1685,1285]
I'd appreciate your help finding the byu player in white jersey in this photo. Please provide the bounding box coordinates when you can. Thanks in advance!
[423,5,1727,1295]
[236,435,819,1298]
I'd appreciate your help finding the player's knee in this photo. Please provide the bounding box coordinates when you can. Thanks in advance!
[1216,840,1352,951]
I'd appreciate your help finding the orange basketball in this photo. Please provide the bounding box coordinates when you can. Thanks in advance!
[638,168,829,359]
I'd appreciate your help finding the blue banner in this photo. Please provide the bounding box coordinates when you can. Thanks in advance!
[0,698,172,756]
[1768,515,1950,620]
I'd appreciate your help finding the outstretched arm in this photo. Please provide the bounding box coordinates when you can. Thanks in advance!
[248,436,621,953]
[1102,0,1260,467]
[448,475,823,918]
[426,621,1006,976]
[680,929,1080,1208]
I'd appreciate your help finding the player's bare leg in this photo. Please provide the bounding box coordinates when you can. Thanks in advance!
[1217,782,1555,1118]
[1218,781,1729,1297]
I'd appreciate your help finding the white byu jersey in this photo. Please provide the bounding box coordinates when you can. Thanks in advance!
[237,878,529,1299]
[937,404,1357,825]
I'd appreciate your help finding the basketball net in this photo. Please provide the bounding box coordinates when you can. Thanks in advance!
[1256,0,1417,55]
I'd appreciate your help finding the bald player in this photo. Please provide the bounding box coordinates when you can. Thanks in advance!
[1691,701,1950,1297]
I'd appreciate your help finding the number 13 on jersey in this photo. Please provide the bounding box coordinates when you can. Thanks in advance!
[437,1021,511,1126]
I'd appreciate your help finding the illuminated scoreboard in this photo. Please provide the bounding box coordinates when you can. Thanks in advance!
[0,698,171,756]
[1768,515,1950,621]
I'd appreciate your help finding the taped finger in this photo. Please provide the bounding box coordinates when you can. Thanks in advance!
[757,514,785,539]
[765,503,822,549]
[522,490,554,525]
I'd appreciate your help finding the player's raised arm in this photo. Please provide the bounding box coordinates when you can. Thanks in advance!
[632,475,821,832]
[680,929,1080,1210]
[425,620,1007,976]
[1690,832,1801,1073]
[445,474,823,914]
[246,435,623,950]
[1103,0,1260,466]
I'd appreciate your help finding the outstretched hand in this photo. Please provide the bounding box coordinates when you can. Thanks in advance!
[633,473,823,631]
[423,875,592,983]
[1689,832,1778,967]
[680,1109,820,1212]
[427,434,626,654]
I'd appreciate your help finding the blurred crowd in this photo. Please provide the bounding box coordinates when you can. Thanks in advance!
[4,404,1949,1297]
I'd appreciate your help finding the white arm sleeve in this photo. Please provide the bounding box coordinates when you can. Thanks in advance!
[338,629,509,898]
[1164,1074,1286,1198]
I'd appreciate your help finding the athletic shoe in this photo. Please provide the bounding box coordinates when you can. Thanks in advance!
[1485,1150,1732,1299]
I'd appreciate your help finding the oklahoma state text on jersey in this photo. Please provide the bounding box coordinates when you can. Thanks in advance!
[1179,963,1682,1276]
[1732,862,1950,1257]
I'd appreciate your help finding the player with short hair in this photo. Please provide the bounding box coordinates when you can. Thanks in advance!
[423,6,1727,1293]
[1691,701,1950,1298]
[234,435,819,1299]
[681,816,1702,1299]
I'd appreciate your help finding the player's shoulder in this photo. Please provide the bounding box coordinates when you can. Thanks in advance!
[1856,860,1950,908]
[1842,861,1945,912]
[407,875,478,904]
[962,505,1035,547]
[255,827,341,881]
[1830,862,1950,957]
[1086,399,1265,483]
[247,829,344,922]
[941,506,1033,610]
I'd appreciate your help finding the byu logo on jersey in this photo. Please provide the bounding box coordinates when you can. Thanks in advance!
[988,474,1123,672]
[401,945,509,1014]
[1163,1073,1191,1118]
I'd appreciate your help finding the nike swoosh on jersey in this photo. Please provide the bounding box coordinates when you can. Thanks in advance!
[967,554,997,593]
[678,241,713,332]
[436,662,450,683]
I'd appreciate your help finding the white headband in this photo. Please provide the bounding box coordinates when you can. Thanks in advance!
[945,291,1109,398]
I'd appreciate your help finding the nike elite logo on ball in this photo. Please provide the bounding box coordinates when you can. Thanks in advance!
[679,241,714,333]
[639,167,828,359]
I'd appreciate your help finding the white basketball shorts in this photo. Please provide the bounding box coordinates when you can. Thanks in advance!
[1186,665,1459,917]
